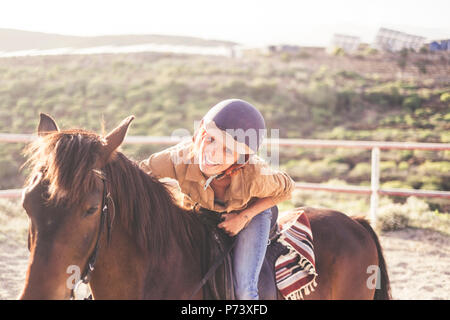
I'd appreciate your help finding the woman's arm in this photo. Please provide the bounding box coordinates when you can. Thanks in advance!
[218,196,276,236]
[218,160,295,236]
[239,196,276,222]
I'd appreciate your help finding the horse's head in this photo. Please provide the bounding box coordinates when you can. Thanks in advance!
[19,113,134,299]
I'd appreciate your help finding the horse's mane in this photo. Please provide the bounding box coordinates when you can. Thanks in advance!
[23,130,105,207]
[23,129,208,258]
[103,151,204,257]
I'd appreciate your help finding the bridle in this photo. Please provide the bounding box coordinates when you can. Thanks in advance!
[70,174,113,300]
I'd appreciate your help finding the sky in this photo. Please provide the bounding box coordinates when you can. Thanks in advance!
[0,0,449,46]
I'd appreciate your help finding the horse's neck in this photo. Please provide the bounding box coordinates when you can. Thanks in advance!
[138,210,218,299]
[89,222,150,299]
[91,210,206,299]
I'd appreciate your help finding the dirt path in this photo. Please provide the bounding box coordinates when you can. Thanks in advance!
[0,228,449,300]
[0,239,29,299]
[378,228,450,300]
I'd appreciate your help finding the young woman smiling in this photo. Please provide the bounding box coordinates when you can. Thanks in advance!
[139,99,295,299]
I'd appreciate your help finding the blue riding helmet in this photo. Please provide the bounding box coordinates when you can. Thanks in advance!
[202,99,266,154]
[200,99,266,189]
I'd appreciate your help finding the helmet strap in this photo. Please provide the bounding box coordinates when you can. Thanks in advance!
[202,154,250,190]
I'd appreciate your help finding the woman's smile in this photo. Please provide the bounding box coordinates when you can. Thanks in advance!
[197,130,241,176]
[203,154,220,167]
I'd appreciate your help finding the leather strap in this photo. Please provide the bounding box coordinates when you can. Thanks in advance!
[70,177,109,300]
[189,231,236,299]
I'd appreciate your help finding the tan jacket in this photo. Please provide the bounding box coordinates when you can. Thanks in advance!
[138,139,295,213]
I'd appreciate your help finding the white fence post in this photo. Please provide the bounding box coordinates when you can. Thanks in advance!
[370,147,380,227]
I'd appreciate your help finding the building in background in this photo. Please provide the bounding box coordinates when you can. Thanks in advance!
[328,34,361,53]
[373,27,426,52]
[267,44,301,54]
[429,39,450,51]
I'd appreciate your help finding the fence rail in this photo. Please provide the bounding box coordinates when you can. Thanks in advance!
[2,133,450,150]
[1,133,449,226]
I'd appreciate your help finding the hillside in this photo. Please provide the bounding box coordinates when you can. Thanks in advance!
[0,47,449,214]
[0,28,237,52]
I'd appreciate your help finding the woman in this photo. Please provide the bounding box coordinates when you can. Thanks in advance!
[139,99,295,299]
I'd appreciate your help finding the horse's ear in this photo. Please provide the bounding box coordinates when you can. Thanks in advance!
[37,113,59,137]
[100,116,134,166]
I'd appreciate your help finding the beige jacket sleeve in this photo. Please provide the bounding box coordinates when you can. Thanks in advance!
[248,160,296,204]
[138,148,177,180]
[139,148,185,204]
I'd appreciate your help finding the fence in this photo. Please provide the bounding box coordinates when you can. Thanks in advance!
[1,133,450,226]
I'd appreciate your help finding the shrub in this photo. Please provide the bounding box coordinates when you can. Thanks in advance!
[280,52,291,63]
[414,59,429,74]
[397,48,409,71]
[332,47,345,56]
[402,95,422,111]
[444,113,450,122]
[398,161,409,170]
[440,92,450,104]
[419,46,429,54]
[363,47,378,56]
[381,180,411,189]
[402,197,450,234]
[380,160,397,171]
[377,205,410,232]
[377,197,431,232]
[303,81,338,113]
[364,82,403,107]
[335,70,364,80]
[284,159,349,182]
[348,162,371,181]
[417,160,450,176]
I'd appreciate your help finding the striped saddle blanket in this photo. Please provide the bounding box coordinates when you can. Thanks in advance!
[275,208,317,300]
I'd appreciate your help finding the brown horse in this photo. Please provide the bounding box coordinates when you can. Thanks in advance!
[19,113,391,300]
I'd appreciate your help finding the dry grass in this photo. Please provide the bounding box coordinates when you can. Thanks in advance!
[0,198,28,245]
[376,197,450,235]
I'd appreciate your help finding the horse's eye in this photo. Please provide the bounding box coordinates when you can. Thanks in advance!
[85,207,99,217]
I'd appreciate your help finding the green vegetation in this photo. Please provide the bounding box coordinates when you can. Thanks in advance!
[376,197,450,235]
[441,92,450,104]
[397,48,409,72]
[331,47,346,57]
[0,50,449,219]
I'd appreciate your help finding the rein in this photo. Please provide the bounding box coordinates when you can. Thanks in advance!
[188,209,236,299]
[188,232,236,299]
[70,175,112,300]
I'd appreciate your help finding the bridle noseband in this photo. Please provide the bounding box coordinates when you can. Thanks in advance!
[70,175,113,300]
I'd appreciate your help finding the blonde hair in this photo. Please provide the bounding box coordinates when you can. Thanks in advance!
[188,122,249,179]
[187,122,207,160]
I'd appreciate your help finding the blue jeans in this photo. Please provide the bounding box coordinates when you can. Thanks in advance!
[232,207,273,300]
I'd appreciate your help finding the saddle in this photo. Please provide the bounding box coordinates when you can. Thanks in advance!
[196,206,289,300]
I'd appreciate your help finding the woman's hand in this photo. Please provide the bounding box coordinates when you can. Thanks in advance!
[218,213,250,236]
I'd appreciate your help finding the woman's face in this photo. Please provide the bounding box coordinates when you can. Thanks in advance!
[198,131,240,176]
